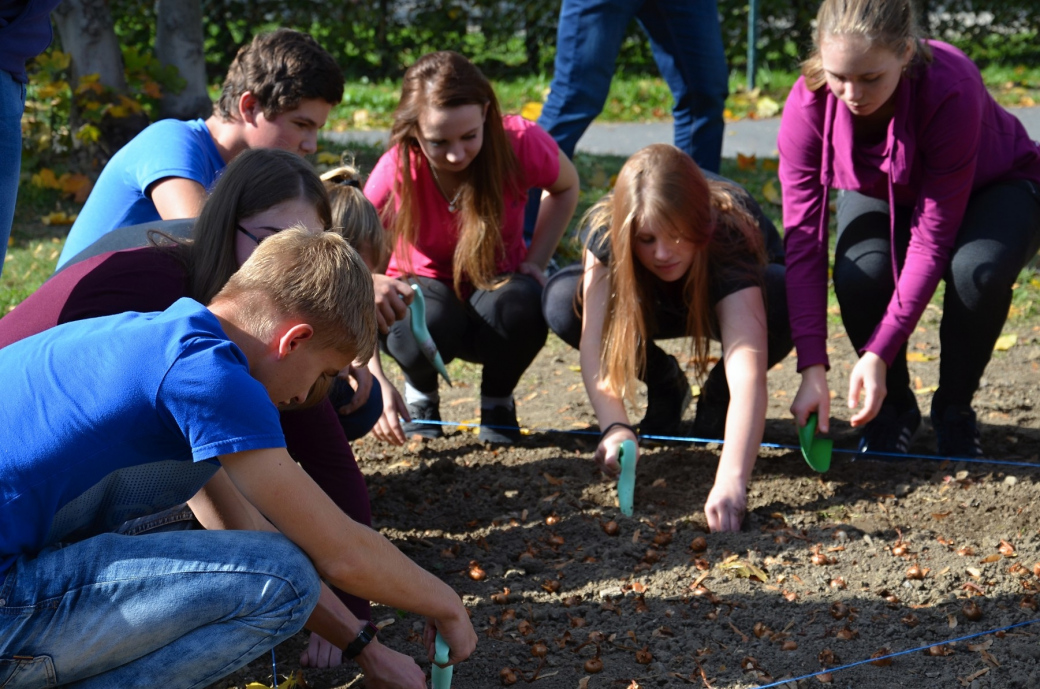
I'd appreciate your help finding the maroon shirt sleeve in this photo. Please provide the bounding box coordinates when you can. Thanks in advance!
[0,247,189,348]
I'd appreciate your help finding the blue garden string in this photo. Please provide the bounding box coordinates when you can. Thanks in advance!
[752,617,1040,688]
[271,648,278,688]
[402,418,1040,471]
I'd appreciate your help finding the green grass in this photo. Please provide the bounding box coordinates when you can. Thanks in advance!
[323,64,1040,132]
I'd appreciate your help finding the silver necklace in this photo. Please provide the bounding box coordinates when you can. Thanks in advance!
[429,165,463,213]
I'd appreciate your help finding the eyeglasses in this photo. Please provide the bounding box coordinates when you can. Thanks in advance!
[236,224,282,245]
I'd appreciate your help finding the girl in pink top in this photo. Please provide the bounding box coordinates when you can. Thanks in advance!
[780,0,1040,458]
[364,51,579,445]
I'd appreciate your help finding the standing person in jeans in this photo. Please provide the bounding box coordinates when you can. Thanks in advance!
[56,28,344,269]
[364,51,579,445]
[0,0,62,276]
[780,0,1040,458]
[0,230,475,687]
[524,0,729,239]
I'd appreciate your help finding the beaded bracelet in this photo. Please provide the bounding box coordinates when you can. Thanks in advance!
[599,421,637,440]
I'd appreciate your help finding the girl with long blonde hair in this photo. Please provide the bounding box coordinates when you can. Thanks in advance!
[364,51,579,444]
[542,144,791,531]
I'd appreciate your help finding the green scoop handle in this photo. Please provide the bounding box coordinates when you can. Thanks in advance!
[798,412,833,472]
[409,284,452,386]
[431,632,453,689]
[617,439,638,517]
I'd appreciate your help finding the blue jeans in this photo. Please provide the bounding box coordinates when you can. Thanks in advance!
[0,528,320,687]
[0,70,26,277]
[524,0,729,241]
[541,0,727,168]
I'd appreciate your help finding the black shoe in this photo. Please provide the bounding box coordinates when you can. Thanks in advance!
[933,404,983,458]
[402,401,443,439]
[479,404,521,444]
[639,354,692,436]
[858,397,921,456]
[690,363,729,442]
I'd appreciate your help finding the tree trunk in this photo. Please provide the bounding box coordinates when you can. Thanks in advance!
[155,0,212,120]
[52,0,127,91]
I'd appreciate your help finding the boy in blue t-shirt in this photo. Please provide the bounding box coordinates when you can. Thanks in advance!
[0,230,476,686]
[57,28,344,269]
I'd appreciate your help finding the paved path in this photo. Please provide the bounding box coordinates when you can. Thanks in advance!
[324,106,1040,160]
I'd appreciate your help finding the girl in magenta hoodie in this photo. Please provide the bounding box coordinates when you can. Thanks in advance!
[779,0,1040,458]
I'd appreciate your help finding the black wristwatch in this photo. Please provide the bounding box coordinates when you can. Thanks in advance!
[344,621,379,659]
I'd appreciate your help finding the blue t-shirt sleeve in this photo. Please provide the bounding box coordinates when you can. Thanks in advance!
[59,119,224,269]
[126,119,223,195]
[156,337,286,461]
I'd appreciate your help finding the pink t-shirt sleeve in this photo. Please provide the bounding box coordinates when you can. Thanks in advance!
[778,80,833,371]
[499,116,561,270]
[363,147,399,218]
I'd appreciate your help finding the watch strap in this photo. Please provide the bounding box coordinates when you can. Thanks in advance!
[344,621,379,659]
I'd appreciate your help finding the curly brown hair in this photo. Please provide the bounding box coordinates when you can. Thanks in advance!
[215,29,344,120]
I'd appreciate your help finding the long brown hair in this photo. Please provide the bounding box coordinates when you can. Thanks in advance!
[383,50,522,295]
[160,148,332,304]
[590,144,766,403]
[801,0,932,91]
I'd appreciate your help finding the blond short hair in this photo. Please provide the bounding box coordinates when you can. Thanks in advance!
[321,164,388,269]
[213,227,376,362]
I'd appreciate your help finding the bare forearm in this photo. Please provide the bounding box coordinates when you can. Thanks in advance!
[526,186,579,270]
[318,521,465,623]
[716,367,765,486]
[306,583,363,649]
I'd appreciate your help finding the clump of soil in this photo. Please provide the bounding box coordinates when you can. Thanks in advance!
[214,314,1040,689]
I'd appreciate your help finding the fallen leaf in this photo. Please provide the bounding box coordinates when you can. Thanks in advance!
[994,334,1017,351]
[543,472,564,486]
[755,95,780,118]
[521,101,543,121]
[762,179,781,205]
[737,153,757,170]
[907,352,937,362]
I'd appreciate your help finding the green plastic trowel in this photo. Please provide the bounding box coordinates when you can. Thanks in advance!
[409,284,452,386]
[798,413,833,472]
[617,439,638,517]
[431,632,453,689]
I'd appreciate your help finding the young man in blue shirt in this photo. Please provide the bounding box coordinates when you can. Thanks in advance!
[57,28,344,268]
[0,230,475,686]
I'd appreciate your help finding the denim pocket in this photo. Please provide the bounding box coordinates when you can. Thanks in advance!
[0,656,56,688]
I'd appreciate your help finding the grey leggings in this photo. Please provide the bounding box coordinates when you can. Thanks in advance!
[833,181,1040,415]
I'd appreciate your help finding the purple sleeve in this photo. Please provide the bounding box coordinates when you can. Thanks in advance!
[0,248,186,349]
[864,78,982,364]
[778,82,832,371]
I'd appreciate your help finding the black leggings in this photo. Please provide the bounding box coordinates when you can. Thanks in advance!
[833,181,1040,415]
[542,262,792,396]
[384,274,548,397]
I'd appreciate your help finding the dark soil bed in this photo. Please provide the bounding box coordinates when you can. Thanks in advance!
[214,308,1040,689]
